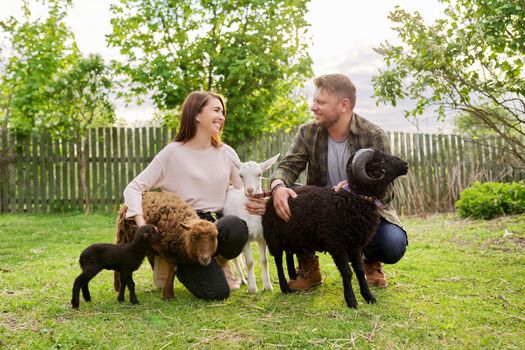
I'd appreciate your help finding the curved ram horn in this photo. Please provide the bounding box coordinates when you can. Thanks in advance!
[351,149,383,184]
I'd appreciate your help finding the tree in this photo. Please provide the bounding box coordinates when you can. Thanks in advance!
[372,0,525,166]
[0,0,79,134]
[107,0,313,145]
[45,54,115,214]
[1,1,115,215]
[453,105,521,137]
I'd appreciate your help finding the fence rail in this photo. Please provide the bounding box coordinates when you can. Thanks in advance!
[0,127,523,215]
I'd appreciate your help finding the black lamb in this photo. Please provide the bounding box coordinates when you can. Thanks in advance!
[71,224,163,309]
[262,148,408,308]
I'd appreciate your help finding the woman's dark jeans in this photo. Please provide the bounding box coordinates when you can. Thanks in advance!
[176,215,248,300]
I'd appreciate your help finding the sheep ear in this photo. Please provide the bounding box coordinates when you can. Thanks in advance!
[259,153,280,171]
[179,222,191,230]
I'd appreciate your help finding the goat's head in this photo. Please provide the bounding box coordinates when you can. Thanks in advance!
[231,154,280,196]
[346,149,408,198]
[180,220,218,266]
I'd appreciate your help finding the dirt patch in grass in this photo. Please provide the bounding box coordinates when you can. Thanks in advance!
[485,236,525,252]
[191,328,254,348]
[0,315,39,332]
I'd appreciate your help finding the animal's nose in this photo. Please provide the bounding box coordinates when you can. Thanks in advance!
[247,187,254,194]
[202,256,211,265]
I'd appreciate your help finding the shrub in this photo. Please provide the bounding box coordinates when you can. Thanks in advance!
[455,181,525,219]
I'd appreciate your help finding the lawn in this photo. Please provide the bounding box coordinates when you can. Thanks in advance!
[0,212,524,349]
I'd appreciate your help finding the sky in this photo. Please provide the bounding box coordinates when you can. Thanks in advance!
[1,0,452,133]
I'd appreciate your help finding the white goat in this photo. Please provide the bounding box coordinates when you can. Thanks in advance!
[223,154,280,293]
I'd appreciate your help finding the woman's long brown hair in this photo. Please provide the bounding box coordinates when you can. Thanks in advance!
[173,91,226,148]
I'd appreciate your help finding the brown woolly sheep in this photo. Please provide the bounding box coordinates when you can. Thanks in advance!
[115,191,219,300]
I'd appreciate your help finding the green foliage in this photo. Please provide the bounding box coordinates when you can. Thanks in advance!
[373,0,525,165]
[42,54,115,141]
[453,104,521,137]
[1,213,524,348]
[456,181,525,219]
[107,0,313,145]
[0,0,80,134]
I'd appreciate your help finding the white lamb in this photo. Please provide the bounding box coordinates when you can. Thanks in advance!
[223,153,280,293]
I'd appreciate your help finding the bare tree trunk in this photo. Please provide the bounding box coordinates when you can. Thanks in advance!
[77,137,90,215]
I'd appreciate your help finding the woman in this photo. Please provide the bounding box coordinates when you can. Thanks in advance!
[123,91,263,300]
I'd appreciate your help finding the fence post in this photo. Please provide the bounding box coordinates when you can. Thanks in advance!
[0,128,9,212]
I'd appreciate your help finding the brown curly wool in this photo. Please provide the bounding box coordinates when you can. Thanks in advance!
[115,191,218,299]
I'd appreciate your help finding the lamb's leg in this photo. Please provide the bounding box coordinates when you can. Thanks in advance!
[162,260,177,300]
[257,240,273,291]
[113,271,120,293]
[242,243,258,293]
[72,268,100,309]
[232,257,247,285]
[273,250,293,294]
[118,272,131,303]
[332,252,358,309]
[71,274,84,309]
[81,283,91,302]
[350,251,376,304]
[147,255,155,270]
[126,274,139,305]
[286,253,297,280]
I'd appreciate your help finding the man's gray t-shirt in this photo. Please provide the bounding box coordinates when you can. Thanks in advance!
[327,136,351,188]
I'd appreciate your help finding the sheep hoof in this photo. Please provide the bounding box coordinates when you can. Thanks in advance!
[346,299,358,309]
[262,285,273,292]
[280,285,294,294]
[248,287,258,294]
[131,300,140,305]
[366,296,377,304]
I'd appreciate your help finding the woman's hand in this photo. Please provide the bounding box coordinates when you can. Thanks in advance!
[245,196,267,216]
[134,215,146,227]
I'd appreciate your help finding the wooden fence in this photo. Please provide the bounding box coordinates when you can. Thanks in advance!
[0,127,523,215]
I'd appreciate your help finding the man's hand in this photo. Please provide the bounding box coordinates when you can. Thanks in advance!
[245,196,267,216]
[273,186,297,222]
[333,180,348,192]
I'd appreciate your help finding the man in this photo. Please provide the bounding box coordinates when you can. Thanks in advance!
[270,74,407,289]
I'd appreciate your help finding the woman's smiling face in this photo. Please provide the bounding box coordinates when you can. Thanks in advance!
[196,97,225,136]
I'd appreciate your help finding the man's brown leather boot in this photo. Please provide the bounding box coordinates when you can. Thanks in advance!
[288,255,322,290]
[364,261,387,288]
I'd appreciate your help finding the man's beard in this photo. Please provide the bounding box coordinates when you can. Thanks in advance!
[314,114,338,128]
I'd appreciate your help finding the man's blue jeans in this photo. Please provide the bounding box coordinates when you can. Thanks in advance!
[363,219,407,264]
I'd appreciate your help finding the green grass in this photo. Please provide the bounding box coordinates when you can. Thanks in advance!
[0,213,524,349]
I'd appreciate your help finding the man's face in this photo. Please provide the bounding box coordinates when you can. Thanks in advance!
[310,88,343,128]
